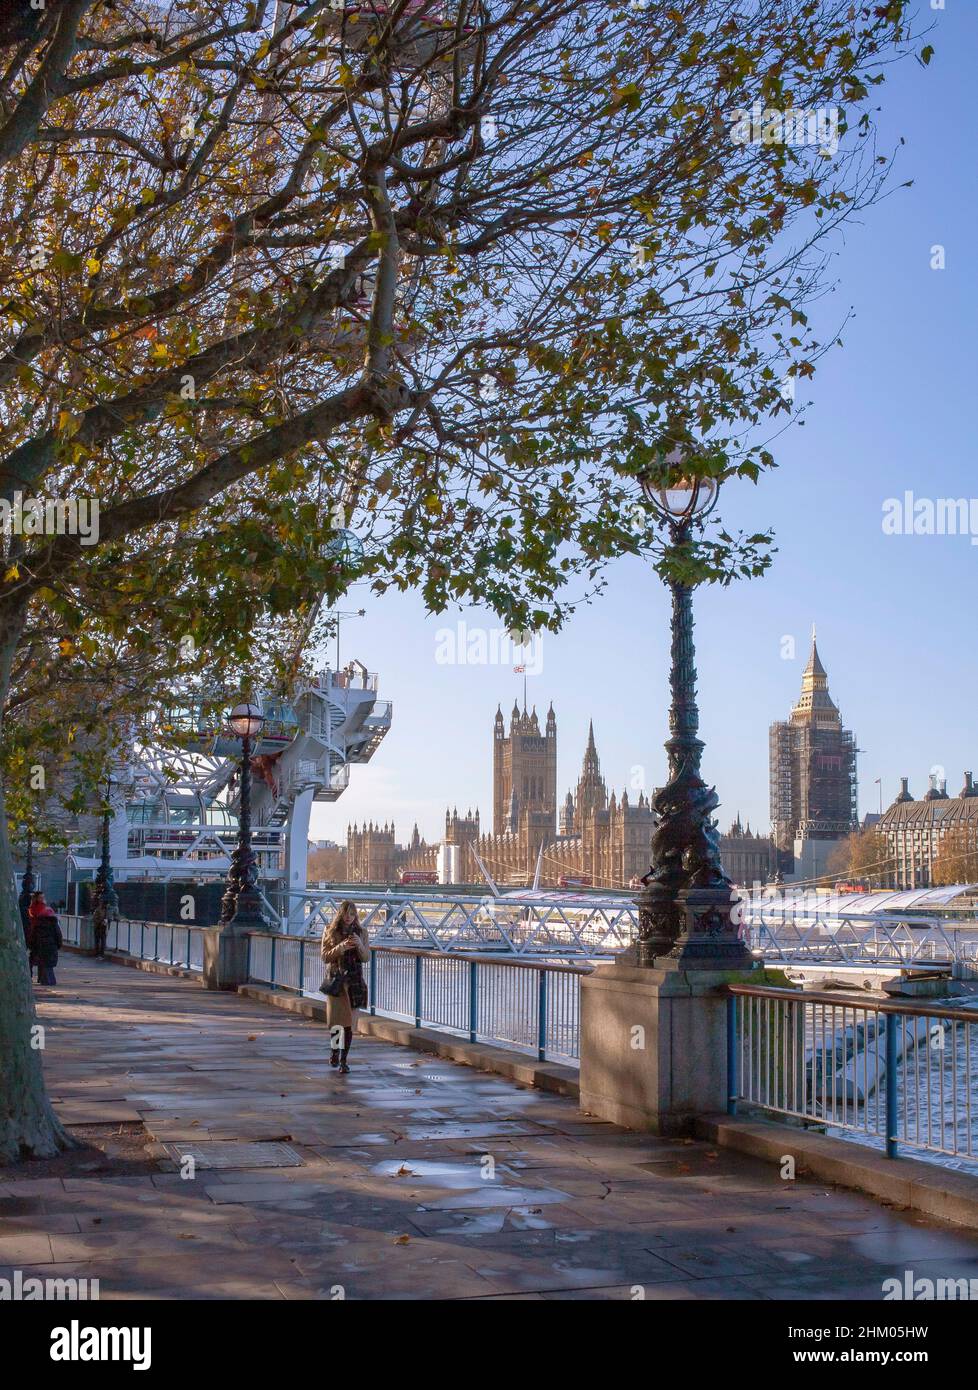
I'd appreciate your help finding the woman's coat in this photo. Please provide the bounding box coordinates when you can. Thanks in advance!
[319,924,370,1029]
[30,910,63,967]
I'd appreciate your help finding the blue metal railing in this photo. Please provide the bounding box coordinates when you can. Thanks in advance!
[247,934,589,1064]
[728,983,978,1165]
[64,914,205,970]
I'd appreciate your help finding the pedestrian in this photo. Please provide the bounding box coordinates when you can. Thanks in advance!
[319,900,369,1073]
[26,891,48,981]
[92,900,108,958]
[31,904,63,988]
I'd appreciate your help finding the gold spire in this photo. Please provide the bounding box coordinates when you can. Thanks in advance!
[790,629,839,726]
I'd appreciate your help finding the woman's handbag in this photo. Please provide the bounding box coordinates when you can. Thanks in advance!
[319,969,345,997]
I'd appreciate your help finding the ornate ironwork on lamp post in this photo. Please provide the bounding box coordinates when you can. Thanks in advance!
[220,702,268,931]
[17,827,34,938]
[634,454,753,971]
[92,778,120,919]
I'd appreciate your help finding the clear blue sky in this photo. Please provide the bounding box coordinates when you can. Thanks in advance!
[311,3,976,848]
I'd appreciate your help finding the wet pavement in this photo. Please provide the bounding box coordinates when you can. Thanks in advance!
[5,954,978,1299]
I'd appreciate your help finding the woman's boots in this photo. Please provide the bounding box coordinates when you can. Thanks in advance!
[331,1027,353,1071]
[338,1026,353,1073]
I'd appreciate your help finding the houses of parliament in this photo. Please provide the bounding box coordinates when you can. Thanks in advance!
[343,701,775,889]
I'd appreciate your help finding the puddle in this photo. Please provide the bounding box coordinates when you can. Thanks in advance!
[403,1122,538,1142]
[508,1207,557,1230]
[372,1158,496,1189]
[417,1185,570,1211]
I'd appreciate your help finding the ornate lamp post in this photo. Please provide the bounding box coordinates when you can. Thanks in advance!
[92,778,120,915]
[635,454,753,971]
[220,702,267,931]
[17,827,34,939]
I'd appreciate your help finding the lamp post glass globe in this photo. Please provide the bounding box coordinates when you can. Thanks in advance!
[227,702,264,740]
[324,528,364,571]
[640,448,718,527]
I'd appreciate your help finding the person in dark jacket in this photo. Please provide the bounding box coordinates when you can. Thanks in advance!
[26,891,48,980]
[91,900,108,958]
[31,906,63,987]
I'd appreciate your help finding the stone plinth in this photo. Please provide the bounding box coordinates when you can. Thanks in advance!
[202,926,250,991]
[579,952,757,1134]
[76,916,97,954]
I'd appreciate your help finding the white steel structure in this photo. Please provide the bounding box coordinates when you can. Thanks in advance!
[68,663,391,919]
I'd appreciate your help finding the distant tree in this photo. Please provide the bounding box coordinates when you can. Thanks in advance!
[825,827,892,888]
[0,0,924,1159]
[307,844,348,882]
[932,827,978,886]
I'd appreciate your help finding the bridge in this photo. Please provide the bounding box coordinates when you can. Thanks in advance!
[271,884,978,973]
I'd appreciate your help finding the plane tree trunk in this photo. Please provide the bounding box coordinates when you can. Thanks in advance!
[0,599,74,1163]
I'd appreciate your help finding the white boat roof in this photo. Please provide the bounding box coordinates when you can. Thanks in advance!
[748,885,978,917]
[498,889,636,910]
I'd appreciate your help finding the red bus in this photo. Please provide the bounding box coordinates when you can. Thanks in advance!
[558,875,592,889]
[399,870,438,886]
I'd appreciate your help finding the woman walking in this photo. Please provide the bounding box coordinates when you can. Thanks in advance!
[31,903,63,988]
[320,900,370,1073]
[26,890,50,981]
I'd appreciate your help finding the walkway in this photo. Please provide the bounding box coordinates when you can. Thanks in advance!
[5,955,978,1299]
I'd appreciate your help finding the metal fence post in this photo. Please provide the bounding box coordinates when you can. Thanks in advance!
[369,947,377,1016]
[885,1013,899,1159]
[298,938,305,996]
[537,969,548,1062]
[414,952,422,1028]
[727,994,739,1116]
[246,932,252,981]
[154,923,159,961]
[270,935,277,988]
[469,960,478,1043]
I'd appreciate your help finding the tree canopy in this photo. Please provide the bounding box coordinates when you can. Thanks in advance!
[0,0,924,1159]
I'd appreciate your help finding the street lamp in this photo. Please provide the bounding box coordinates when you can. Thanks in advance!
[219,702,267,930]
[17,826,34,940]
[634,448,753,970]
[92,777,120,919]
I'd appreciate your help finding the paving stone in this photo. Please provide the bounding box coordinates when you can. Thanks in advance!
[0,1233,54,1263]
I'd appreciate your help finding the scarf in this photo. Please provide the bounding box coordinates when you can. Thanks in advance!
[331,930,367,1010]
